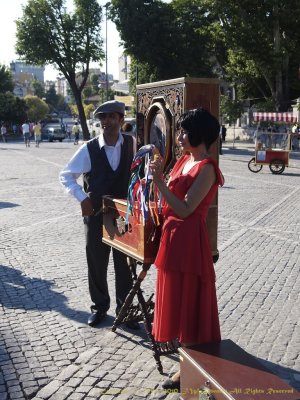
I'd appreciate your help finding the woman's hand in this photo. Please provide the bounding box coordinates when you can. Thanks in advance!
[150,157,164,183]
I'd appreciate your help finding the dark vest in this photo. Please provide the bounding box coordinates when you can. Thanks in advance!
[83,134,133,211]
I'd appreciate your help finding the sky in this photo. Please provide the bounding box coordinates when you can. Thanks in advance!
[0,0,123,81]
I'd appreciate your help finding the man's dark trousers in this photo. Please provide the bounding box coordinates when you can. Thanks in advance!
[84,215,133,314]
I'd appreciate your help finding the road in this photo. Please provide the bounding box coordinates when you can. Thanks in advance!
[0,140,299,399]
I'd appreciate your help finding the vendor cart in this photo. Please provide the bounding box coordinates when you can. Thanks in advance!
[248,112,297,174]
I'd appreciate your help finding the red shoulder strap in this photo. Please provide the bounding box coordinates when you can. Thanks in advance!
[200,158,224,187]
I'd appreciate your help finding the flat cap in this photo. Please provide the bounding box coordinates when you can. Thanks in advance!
[94,100,125,117]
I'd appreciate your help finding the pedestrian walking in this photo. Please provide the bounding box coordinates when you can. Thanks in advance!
[72,122,80,145]
[59,100,139,330]
[66,124,71,141]
[221,125,227,142]
[1,124,7,142]
[33,121,42,147]
[150,108,224,391]
[22,121,31,147]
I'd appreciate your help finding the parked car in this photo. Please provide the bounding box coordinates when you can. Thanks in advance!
[42,126,66,142]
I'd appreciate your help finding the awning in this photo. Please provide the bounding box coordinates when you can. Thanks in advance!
[253,112,297,123]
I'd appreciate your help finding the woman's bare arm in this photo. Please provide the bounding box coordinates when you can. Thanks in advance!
[151,160,215,219]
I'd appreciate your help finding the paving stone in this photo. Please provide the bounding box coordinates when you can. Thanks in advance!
[74,385,95,394]
[74,348,100,365]
[7,385,22,394]
[56,364,80,382]
[67,394,85,400]
[87,387,105,397]
[74,371,90,379]
[0,386,6,394]
[48,386,74,400]
[35,380,61,399]
[0,391,8,400]
[23,385,40,398]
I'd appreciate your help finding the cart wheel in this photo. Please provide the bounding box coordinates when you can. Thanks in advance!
[269,159,285,174]
[248,157,262,173]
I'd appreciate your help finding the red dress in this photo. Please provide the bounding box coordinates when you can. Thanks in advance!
[152,155,224,344]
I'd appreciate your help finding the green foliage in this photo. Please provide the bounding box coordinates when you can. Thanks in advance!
[0,65,14,93]
[32,80,46,98]
[83,86,93,99]
[24,95,49,121]
[16,0,103,75]
[90,73,101,95]
[207,0,300,110]
[110,0,216,84]
[0,93,27,123]
[69,104,79,117]
[45,85,59,109]
[111,0,300,110]
[220,95,244,124]
[15,0,104,139]
[84,103,95,119]
[252,98,276,112]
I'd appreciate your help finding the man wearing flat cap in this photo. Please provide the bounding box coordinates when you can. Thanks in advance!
[59,100,139,329]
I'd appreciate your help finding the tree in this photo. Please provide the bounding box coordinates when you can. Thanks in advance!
[70,103,95,119]
[32,80,46,99]
[220,95,244,145]
[111,0,300,110]
[220,95,244,125]
[0,65,14,93]
[110,0,216,84]
[207,0,300,110]
[24,95,49,121]
[45,85,60,111]
[0,92,27,123]
[84,103,95,119]
[16,0,104,140]
[83,73,101,98]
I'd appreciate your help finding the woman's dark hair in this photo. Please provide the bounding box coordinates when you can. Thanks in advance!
[122,122,133,132]
[178,108,220,149]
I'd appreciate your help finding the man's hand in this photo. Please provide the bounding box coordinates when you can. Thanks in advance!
[81,197,94,216]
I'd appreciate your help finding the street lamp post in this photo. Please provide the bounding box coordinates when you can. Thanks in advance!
[104,2,110,101]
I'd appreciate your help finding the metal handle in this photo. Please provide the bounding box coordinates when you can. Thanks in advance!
[114,216,131,235]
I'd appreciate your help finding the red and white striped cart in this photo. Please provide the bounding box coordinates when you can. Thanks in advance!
[248,112,297,174]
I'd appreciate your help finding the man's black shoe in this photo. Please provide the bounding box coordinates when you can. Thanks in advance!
[125,320,140,330]
[162,378,180,391]
[88,311,107,327]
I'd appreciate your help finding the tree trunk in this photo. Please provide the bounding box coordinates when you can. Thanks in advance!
[282,55,290,110]
[273,3,283,111]
[69,81,90,141]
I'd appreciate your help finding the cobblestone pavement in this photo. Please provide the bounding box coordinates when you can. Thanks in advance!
[0,140,299,400]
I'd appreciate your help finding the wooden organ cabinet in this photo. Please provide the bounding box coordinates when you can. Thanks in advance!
[136,77,220,261]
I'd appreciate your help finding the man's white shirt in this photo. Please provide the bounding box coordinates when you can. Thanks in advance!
[59,132,136,203]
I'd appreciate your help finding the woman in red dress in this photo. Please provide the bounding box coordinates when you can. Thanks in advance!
[150,108,224,390]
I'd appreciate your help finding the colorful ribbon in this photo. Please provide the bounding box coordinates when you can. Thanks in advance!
[126,144,162,226]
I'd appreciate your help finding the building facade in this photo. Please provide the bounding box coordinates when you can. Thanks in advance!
[10,61,45,97]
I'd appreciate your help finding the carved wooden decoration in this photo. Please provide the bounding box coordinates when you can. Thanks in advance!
[136,77,221,261]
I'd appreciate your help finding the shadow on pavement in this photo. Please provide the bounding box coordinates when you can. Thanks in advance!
[0,202,20,209]
[222,147,254,157]
[113,329,179,363]
[280,172,300,177]
[257,357,300,392]
[0,264,89,324]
